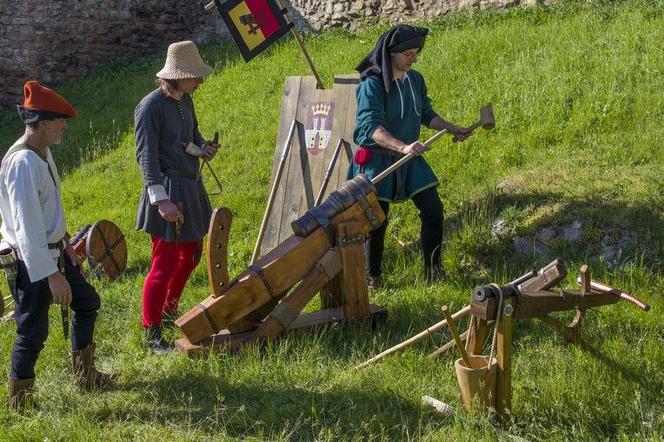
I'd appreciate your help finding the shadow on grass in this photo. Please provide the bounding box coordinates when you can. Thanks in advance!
[100,373,429,439]
[433,189,664,277]
[0,41,243,175]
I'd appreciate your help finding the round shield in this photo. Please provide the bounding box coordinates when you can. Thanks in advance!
[86,220,127,280]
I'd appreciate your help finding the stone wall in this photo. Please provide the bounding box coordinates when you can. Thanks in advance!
[0,0,551,108]
[287,0,551,30]
[0,0,226,108]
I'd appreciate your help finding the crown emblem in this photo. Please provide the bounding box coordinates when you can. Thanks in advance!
[312,103,332,116]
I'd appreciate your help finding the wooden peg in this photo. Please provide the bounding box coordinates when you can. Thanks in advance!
[441,306,471,367]
[580,265,591,296]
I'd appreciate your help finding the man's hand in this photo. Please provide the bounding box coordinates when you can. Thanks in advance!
[157,199,184,223]
[65,244,83,268]
[450,125,473,142]
[48,271,72,306]
[201,140,219,161]
[401,141,429,156]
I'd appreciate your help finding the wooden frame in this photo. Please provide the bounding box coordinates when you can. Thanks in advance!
[466,263,650,420]
[175,191,388,356]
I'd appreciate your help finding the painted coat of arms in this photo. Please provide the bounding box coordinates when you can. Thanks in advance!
[305,101,335,155]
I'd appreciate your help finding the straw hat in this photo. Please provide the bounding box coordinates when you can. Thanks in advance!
[156,41,213,80]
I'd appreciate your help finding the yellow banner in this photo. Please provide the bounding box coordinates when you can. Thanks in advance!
[229,1,265,51]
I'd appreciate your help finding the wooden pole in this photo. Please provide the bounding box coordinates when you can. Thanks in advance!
[251,118,297,263]
[205,0,325,89]
[495,297,514,420]
[576,276,651,312]
[288,26,324,89]
[314,138,344,206]
[354,305,470,369]
[441,306,471,366]
[429,330,469,358]
[274,0,325,88]
[371,130,448,185]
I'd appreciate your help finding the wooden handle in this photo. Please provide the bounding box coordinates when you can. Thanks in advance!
[441,306,471,366]
[371,129,447,185]
[251,119,297,263]
[355,304,470,369]
[580,265,591,295]
[576,277,651,312]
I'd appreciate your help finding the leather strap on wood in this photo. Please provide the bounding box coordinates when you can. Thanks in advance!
[196,303,220,334]
[341,183,382,230]
[249,264,276,298]
[269,302,299,328]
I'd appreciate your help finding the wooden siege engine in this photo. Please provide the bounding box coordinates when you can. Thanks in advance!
[465,260,651,419]
[175,175,388,355]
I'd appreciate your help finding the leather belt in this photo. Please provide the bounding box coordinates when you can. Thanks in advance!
[14,238,64,261]
[164,169,197,180]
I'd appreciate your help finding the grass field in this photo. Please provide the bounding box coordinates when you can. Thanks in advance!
[0,1,663,440]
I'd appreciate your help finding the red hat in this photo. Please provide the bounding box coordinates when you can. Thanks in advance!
[17,81,77,124]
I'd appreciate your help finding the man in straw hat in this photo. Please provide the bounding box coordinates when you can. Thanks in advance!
[1,81,116,412]
[135,40,219,354]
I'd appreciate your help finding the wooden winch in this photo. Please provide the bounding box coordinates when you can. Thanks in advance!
[464,260,651,419]
[175,175,388,355]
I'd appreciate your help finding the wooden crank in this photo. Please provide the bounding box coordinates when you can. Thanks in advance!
[465,259,651,420]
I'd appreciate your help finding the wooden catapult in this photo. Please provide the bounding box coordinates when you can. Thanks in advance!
[464,259,650,418]
[175,175,388,355]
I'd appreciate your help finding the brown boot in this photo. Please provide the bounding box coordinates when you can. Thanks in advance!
[71,343,117,390]
[8,377,35,412]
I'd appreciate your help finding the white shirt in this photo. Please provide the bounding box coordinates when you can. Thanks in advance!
[0,143,66,282]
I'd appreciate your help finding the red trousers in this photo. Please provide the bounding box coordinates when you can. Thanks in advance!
[142,236,202,327]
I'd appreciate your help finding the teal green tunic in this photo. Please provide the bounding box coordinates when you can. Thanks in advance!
[347,69,440,202]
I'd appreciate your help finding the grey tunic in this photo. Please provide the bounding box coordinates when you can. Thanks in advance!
[135,88,212,242]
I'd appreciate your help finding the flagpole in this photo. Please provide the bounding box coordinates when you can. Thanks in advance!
[204,0,325,89]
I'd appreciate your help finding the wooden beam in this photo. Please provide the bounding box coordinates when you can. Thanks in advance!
[495,297,514,420]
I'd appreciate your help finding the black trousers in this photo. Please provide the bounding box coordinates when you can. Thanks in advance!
[11,254,100,380]
[365,187,444,277]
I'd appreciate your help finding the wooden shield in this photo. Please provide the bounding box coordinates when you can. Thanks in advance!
[259,74,360,256]
[86,220,127,280]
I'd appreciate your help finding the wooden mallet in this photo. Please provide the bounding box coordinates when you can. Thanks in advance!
[466,104,495,132]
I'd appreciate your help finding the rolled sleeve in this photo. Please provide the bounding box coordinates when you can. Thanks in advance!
[147,184,169,204]
[6,159,58,282]
[353,77,387,148]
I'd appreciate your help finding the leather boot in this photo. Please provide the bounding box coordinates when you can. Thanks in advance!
[367,276,382,291]
[71,343,117,390]
[8,377,35,412]
[161,310,180,330]
[144,325,174,355]
[424,265,445,284]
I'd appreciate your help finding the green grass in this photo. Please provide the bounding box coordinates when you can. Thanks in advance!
[1,0,663,440]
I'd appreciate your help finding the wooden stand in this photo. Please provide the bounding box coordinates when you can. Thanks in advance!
[175,205,386,357]
[465,263,650,420]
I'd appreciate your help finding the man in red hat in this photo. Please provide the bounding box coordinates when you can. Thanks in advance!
[0,81,115,412]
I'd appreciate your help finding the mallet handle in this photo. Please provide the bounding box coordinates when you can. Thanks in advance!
[371,129,447,185]
[442,305,471,366]
[576,277,651,311]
